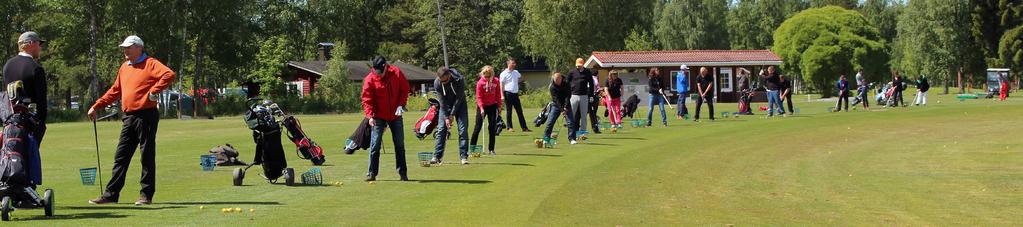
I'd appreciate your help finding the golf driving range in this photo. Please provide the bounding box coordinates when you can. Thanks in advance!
[4,95,1021,226]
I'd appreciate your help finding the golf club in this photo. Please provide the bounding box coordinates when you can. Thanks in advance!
[661,90,675,109]
[91,119,103,195]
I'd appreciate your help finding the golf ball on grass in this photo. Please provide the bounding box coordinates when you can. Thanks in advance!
[234,207,242,213]
[199,206,205,210]
[250,209,256,213]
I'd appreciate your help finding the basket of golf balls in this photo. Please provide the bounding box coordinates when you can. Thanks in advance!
[533,137,544,148]
[631,119,648,128]
[301,168,322,185]
[469,145,484,157]
[543,137,556,148]
[417,152,433,167]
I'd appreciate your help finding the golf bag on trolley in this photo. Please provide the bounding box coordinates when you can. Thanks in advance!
[282,115,325,165]
[0,81,53,220]
[622,94,640,119]
[233,98,294,186]
[413,98,440,140]
[534,102,554,128]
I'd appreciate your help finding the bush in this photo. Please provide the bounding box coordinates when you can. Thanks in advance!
[47,108,84,123]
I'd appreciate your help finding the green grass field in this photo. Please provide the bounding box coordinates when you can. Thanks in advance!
[3,93,1021,226]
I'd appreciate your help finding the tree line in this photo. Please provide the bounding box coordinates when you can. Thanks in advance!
[0,0,1018,114]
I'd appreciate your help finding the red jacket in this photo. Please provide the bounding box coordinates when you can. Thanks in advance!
[361,65,410,121]
[476,76,502,110]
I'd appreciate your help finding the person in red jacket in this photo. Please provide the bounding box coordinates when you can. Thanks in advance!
[1000,73,1010,101]
[471,65,502,156]
[361,55,411,182]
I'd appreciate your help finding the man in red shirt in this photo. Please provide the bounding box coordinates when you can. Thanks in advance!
[361,55,411,182]
[87,35,175,206]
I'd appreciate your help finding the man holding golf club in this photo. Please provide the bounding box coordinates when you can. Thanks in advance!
[694,67,715,122]
[361,55,411,182]
[646,67,669,127]
[3,31,49,187]
[759,66,785,117]
[431,67,470,165]
[87,35,176,206]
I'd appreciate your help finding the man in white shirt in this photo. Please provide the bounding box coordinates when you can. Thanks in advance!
[499,57,530,132]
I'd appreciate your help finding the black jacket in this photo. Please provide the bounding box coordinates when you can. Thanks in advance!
[567,68,594,96]
[550,77,572,109]
[648,77,664,95]
[606,77,623,98]
[760,71,782,91]
[433,69,467,115]
[916,77,930,92]
[2,55,47,122]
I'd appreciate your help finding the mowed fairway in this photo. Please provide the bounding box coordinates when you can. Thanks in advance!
[5,94,1022,226]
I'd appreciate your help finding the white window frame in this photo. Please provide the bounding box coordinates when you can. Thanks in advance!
[669,70,680,92]
[719,68,733,92]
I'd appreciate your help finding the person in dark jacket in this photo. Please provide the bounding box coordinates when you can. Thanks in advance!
[646,68,668,127]
[588,68,602,134]
[759,66,785,117]
[780,74,795,114]
[544,72,574,142]
[360,55,411,182]
[432,67,470,165]
[566,58,593,144]
[834,74,850,112]
[694,67,716,121]
[914,75,929,106]
[2,31,48,187]
[605,70,624,127]
[892,71,905,107]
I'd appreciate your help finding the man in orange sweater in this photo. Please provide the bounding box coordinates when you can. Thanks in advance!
[87,35,175,206]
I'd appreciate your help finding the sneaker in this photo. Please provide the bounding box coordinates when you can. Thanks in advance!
[522,128,532,132]
[135,197,152,206]
[88,197,117,205]
[461,159,469,165]
[429,157,441,165]
[365,175,376,182]
[570,140,578,145]
[488,150,496,156]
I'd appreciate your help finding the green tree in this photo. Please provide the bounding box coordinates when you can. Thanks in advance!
[653,0,729,50]
[519,0,654,71]
[894,0,985,94]
[727,0,808,50]
[1000,25,1023,75]
[250,35,296,98]
[972,0,1023,64]
[809,0,857,8]
[773,6,888,97]
[318,42,359,112]
[625,29,657,51]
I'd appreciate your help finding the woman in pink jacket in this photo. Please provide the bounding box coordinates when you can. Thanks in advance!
[470,66,502,157]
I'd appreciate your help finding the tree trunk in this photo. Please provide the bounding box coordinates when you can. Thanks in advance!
[193,46,203,119]
[88,0,100,108]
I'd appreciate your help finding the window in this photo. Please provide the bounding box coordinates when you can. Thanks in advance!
[669,71,680,91]
[718,68,733,92]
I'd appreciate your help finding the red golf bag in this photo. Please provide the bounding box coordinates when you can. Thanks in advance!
[282,116,325,166]
[414,98,441,140]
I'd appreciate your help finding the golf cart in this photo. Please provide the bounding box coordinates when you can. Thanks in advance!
[987,68,1011,98]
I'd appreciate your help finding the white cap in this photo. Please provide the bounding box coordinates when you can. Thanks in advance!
[119,35,144,48]
[680,64,689,70]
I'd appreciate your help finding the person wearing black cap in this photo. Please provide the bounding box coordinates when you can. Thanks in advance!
[431,67,470,165]
[361,55,411,182]
[2,31,48,188]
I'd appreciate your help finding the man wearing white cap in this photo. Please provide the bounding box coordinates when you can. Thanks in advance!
[674,64,690,119]
[2,31,49,186]
[88,35,176,206]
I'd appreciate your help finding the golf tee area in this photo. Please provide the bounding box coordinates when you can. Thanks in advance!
[9,95,1022,226]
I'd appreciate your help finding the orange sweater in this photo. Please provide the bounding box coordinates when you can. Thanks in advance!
[92,57,176,113]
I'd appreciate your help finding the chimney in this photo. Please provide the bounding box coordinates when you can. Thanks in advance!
[317,42,335,61]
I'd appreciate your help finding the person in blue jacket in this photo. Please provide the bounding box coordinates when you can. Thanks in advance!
[835,74,850,112]
[675,64,690,119]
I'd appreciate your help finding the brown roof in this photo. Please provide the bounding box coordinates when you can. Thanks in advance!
[287,60,436,81]
[585,50,782,68]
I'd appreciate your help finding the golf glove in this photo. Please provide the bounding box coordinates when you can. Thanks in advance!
[395,105,406,116]
[148,92,159,101]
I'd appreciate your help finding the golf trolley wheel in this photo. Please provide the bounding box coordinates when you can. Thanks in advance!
[311,157,325,166]
[283,168,295,186]
[43,189,53,217]
[1,196,11,221]
[233,168,245,186]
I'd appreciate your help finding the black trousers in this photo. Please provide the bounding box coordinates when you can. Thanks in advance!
[471,104,498,151]
[588,97,600,129]
[785,94,794,113]
[835,93,849,111]
[503,92,529,130]
[103,108,159,201]
[695,95,715,120]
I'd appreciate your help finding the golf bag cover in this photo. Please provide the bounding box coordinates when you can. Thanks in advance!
[414,99,441,139]
[494,115,506,136]
[534,102,553,128]
[345,118,372,153]
[282,116,325,165]
[623,94,640,118]
[253,130,287,180]
[209,144,246,166]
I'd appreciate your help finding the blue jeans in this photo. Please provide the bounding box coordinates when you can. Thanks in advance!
[676,94,688,117]
[368,118,407,177]
[647,94,666,125]
[544,105,575,140]
[434,102,469,160]
[767,90,785,116]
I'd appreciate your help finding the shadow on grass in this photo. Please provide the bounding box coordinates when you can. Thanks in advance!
[598,137,646,141]
[580,142,615,146]
[378,179,493,184]
[161,201,282,205]
[11,212,129,221]
[474,162,535,167]
[63,205,185,210]
[509,153,562,157]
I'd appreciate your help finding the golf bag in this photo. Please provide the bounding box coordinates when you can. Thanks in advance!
[494,115,506,136]
[0,82,40,187]
[736,89,754,115]
[282,115,325,165]
[414,98,441,140]
[237,98,291,185]
[344,118,372,154]
[209,144,246,166]
[622,94,640,119]
[534,102,554,128]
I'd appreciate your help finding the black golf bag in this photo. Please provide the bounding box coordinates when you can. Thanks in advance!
[534,102,554,128]
[234,98,293,186]
[0,81,53,220]
[622,94,640,119]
